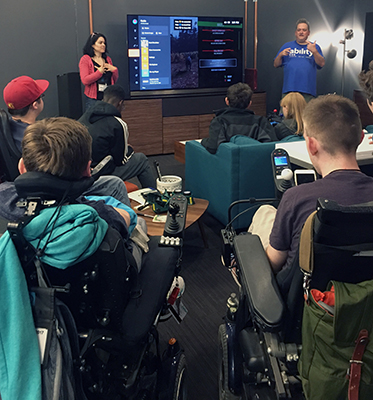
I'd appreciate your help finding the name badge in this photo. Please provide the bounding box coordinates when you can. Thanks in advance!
[98,83,108,92]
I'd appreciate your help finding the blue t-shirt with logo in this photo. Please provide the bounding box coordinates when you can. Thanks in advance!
[275,40,324,97]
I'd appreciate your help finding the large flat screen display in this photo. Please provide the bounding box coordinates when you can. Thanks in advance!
[127,15,243,97]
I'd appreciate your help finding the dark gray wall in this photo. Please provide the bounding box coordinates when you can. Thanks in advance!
[1,0,372,117]
[0,0,89,118]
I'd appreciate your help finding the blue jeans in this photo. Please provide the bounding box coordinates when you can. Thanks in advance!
[83,175,131,207]
[113,153,156,189]
[85,96,100,111]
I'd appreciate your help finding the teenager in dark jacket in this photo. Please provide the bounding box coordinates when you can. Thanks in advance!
[201,82,277,154]
[79,85,155,188]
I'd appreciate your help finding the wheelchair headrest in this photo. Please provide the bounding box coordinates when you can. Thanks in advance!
[14,171,95,202]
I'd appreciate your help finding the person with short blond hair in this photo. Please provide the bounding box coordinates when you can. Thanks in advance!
[275,92,307,140]
[301,94,362,155]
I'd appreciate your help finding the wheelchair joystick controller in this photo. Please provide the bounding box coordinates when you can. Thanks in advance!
[272,148,295,196]
[159,194,188,247]
[167,202,180,233]
[278,168,294,192]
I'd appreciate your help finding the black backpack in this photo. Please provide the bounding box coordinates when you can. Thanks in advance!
[32,280,87,399]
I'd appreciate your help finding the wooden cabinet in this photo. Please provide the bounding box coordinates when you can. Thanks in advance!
[198,114,214,139]
[122,92,266,155]
[163,115,199,153]
[122,99,163,155]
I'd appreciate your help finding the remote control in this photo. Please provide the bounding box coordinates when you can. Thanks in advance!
[163,194,188,238]
[91,155,113,178]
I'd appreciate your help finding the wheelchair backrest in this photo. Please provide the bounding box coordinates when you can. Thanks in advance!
[29,225,137,333]
[301,198,373,291]
[0,109,21,182]
[283,198,373,343]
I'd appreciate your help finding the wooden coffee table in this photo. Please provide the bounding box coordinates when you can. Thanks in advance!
[131,198,209,246]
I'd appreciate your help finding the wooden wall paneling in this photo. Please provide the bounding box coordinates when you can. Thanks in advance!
[163,115,199,153]
[198,114,214,138]
[250,92,266,116]
[122,99,163,155]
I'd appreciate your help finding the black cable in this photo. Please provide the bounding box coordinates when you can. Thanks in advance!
[225,200,277,231]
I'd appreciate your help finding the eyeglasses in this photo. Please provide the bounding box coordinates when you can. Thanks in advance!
[90,31,99,38]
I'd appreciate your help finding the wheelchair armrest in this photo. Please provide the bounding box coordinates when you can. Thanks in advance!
[233,233,285,332]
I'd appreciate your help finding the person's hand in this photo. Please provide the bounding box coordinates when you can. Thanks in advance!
[104,63,117,72]
[306,40,318,54]
[97,64,106,74]
[281,48,291,57]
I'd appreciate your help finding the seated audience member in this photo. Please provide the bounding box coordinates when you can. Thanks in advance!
[2,76,131,205]
[251,95,373,297]
[201,82,276,154]
[358,60,373,116]
[0,117,136,240]
[3,75,49,153]
[79,85,156,188]
[274,92,307,140]
[0,117,150,400]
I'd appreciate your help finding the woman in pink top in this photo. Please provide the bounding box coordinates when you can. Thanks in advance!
[79,32,119,110]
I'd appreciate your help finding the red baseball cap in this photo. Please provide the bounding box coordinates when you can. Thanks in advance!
[3,76,49,110]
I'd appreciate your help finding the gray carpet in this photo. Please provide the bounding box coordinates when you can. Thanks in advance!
[149,154,238,399]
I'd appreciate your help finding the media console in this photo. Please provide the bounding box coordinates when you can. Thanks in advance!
[122,91,267,155]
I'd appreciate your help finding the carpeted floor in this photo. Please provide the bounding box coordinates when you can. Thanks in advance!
[147,154,238,399]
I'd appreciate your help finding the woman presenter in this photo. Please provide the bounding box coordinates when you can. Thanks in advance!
[79,32,119,110]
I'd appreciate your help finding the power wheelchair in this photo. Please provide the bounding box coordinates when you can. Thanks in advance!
[218,197,373,400]
[1,171,187,400]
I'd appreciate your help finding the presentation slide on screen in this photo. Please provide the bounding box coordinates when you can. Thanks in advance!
[127,15,243,92]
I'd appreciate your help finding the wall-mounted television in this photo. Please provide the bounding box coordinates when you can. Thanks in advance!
[127,15,243,98]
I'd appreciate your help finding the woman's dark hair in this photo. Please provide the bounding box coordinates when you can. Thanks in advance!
[82,32,108,58]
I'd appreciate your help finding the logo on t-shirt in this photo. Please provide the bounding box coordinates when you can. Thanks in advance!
[289,47,312,58]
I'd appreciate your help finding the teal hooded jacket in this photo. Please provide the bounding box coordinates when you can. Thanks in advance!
[0,204,108,400]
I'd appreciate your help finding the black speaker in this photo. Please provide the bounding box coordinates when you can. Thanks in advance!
[57,72,83,120]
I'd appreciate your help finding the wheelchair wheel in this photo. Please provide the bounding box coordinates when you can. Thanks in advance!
[172,353,187,400]
[218,324,242,400]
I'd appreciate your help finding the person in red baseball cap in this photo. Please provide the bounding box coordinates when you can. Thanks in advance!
[3,75,49,153]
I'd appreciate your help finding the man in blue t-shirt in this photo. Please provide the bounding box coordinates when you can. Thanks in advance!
[274,18,325,101]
